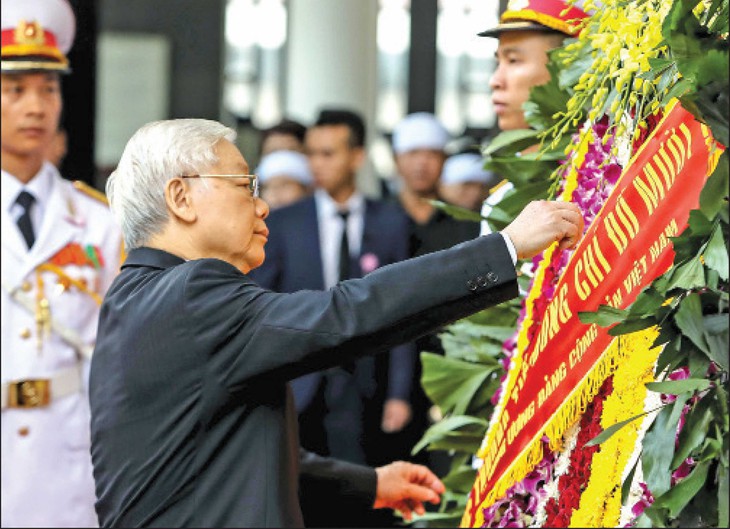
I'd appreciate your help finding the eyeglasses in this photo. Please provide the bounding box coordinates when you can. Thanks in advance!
[180,174,259,198]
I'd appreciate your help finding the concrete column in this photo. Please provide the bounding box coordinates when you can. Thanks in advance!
[286,0,379,196]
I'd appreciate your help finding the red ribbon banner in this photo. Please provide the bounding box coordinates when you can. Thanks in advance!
[463,102,724,526]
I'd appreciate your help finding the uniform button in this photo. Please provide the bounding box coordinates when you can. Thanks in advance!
[487,271,499,282]
[21,281,32,292]
[466,279,478,291]
[19,328,31,339]
[18,427,30,437]
[476,275,488,287]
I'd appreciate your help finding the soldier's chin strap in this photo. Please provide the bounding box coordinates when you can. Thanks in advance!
[1,280,94,361]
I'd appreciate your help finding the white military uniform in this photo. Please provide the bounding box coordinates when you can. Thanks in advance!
[1,163,123,527]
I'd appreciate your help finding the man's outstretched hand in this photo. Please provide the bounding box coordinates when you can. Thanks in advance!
[503,200,585,259]
[373,461,445,521]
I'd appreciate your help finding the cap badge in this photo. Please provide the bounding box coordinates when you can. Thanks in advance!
[15,20,45,47]
[507,0,530,10]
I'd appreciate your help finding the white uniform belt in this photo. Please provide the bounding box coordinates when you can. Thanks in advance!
[1,366,83,410]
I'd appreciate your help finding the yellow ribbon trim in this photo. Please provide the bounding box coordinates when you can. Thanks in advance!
[569,328,661,527]
[465,126,599,527]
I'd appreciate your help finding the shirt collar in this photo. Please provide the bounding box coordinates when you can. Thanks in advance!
[1,161,55,214]
[314,188,365,218]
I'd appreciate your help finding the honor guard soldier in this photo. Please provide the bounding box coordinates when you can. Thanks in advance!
[1,0,123,526]
[478,0,590,235]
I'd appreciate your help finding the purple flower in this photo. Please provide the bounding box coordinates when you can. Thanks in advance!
[628,482,655,522]
[671,457,696,485]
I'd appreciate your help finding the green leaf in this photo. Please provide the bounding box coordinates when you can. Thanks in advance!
[686,80,730,147]
[430,200,484,223]
[648,58,675,71]
[688,347,711,379]
[646,378,711,395]
[700,153,729,220]
[628,287,668,316]
[483,129,541,157]
[440,465,477,493]
[416,431,485,454]
[608,316,658,336]
[714,384,729,433]
[675,294,711,355]
[671,396,713,468]
[411,415,487,455]
[643,394,691,496]
[467,303,520,326]
[703,313,729,370]
[483,179,552,231]
[525,54,574,131]
[655,336,683,378]
[409,511,464,527]
[622,457,639,505]
[420,353,499,416]
[641,505,669,528]
[653,460,712,518]
[577,304,627,326]
[719,464,729,528]
[485,156,559,186]
[668,257,706,290]
[663,77,694,102]
[704,222,729,281]
[445,321,516,342]
[688,208,715,238]
[585,409,650,447]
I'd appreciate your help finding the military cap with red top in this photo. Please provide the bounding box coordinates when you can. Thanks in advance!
[479,0,590,38]
[1,0,76,74]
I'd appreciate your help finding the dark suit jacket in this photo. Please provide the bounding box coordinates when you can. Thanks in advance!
[89,235,517,527]
[249,196,415,412]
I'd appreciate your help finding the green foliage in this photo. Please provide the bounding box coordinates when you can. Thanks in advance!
[411,300,520,525]
[416,1,729,526]
[429,200,485,223]
[664,0,730,146]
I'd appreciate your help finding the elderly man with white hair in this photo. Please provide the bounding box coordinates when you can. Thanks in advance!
[88,118,583,527]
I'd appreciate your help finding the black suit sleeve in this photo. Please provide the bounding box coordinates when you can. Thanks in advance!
[183,233,517,392]
[298,448,376,527]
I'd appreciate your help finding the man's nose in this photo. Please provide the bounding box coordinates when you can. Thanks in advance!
[24,89,47,115]
[256,196,270,219]
[489,64,505,91]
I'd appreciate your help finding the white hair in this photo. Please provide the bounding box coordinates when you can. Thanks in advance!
[106,119,236,249]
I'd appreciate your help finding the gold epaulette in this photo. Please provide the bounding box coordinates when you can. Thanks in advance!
[73,180,108,205]
[488,178,509,196]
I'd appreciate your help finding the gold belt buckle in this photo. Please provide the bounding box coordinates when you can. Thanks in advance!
[7,379,51,408]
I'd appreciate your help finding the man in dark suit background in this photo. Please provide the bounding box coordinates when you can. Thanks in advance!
[250,109,417,526]
[89,118,583,527]
[251,109,416,472]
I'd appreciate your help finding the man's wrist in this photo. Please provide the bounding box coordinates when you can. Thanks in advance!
[499,231,517,265]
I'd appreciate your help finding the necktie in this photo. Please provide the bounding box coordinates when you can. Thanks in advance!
[338,210,351,281]
[15,190,36,249]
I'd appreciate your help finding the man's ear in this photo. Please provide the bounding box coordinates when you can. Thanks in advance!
[164,178,197,223]
[351,146,366,171]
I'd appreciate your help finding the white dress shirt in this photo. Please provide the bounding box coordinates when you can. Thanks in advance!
[314,189,366,289]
